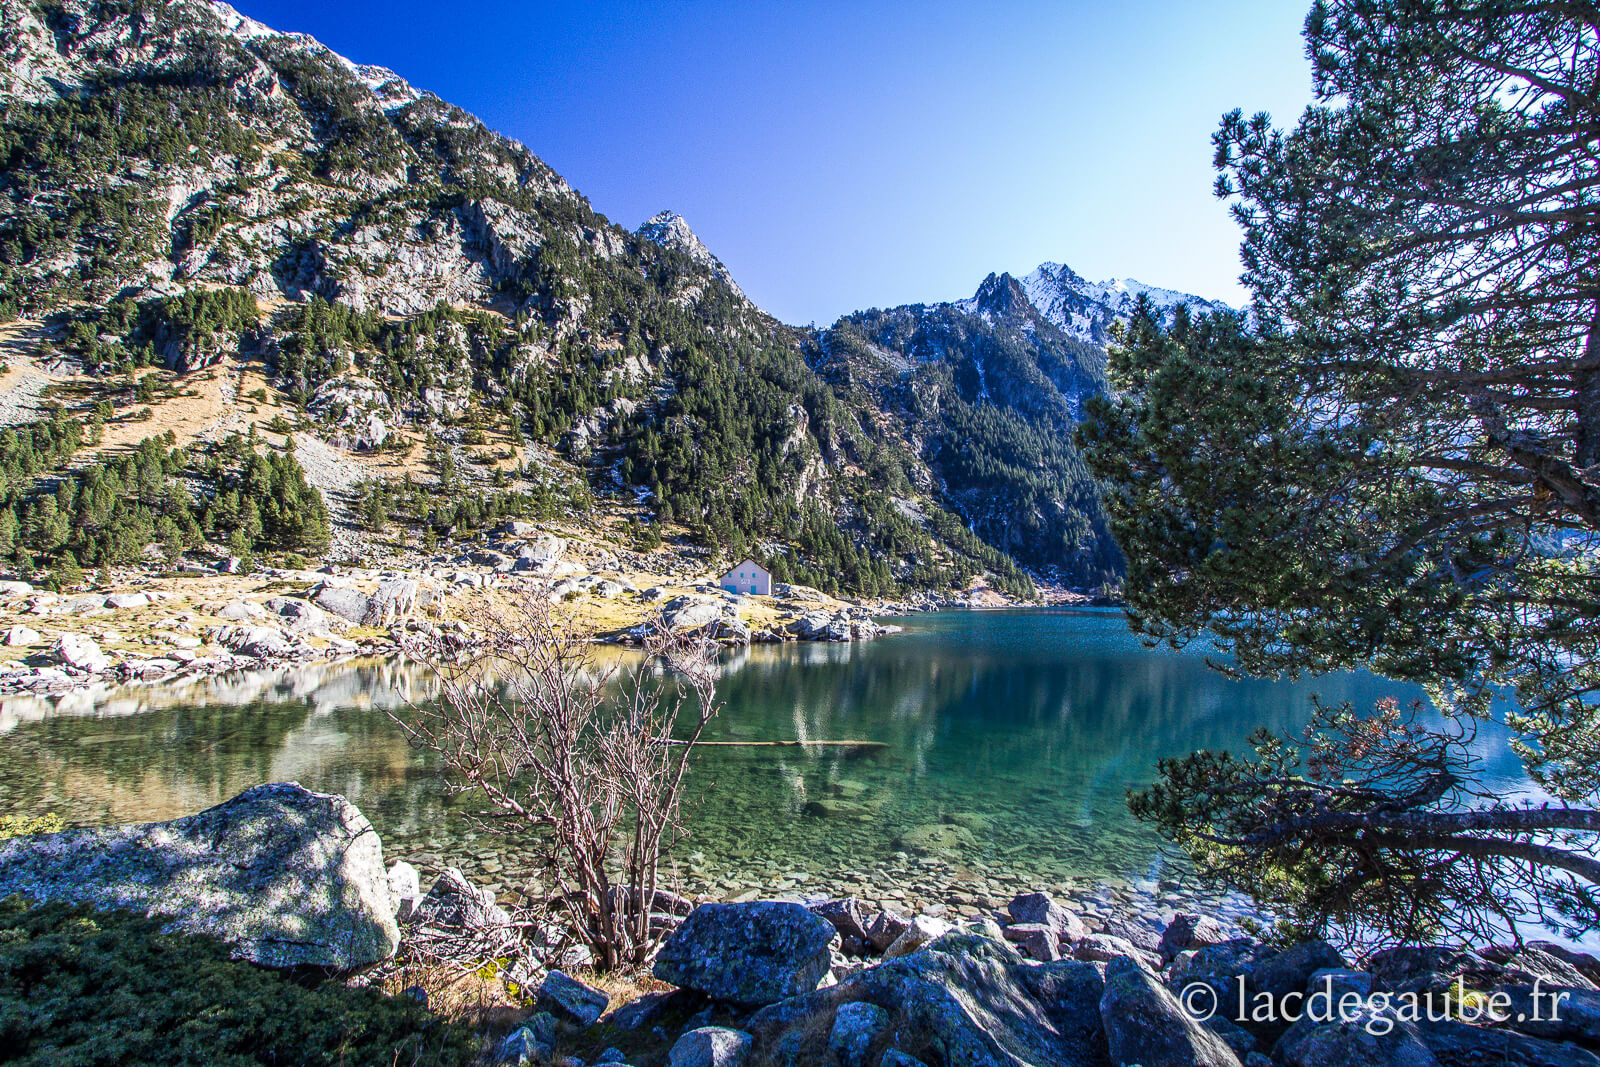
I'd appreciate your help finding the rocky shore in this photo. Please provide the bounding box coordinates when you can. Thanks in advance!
[0,524,978,696]
[2,784,1595,1067]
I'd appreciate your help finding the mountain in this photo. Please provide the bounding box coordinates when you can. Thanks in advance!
[1013,262,1234,346]
[636,211,745,300]
[818,271,1117,582]
[0,0,1225,597]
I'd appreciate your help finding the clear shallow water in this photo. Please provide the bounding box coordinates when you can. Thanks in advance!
[0,608,1532,915]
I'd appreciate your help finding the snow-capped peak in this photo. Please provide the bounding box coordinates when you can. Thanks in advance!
[1018,262,1233,345]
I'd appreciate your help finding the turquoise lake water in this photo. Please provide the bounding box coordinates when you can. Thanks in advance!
[0,608,1531,913]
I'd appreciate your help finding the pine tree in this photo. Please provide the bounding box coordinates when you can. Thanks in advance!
[1083,0,1600,945]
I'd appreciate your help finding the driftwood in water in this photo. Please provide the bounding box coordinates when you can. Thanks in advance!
[666,739,887,749]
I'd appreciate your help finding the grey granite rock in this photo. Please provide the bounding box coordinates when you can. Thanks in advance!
[668,1026,752,1067]
[313,585,372,625]
[1170,939,1273,1023]
[1274,1008,1438,1067]
[1102,956,1241,1067]
[1418,1017,1600,1067]
[828,1001,890,1067]
[749,933,1108,1067]
[1160,913,1234,960]
[865,908,912,953]
[1252,941,1347,1005]
[884,914,953,959]
[0,782,398,969]
[1496,983,1600,1045]
[653,901,838,1006]
[537,969,610,1027]
[1007,890,1088,941]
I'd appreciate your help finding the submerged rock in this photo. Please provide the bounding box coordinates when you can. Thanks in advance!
[0,782,398,969]
[894,822,976,855]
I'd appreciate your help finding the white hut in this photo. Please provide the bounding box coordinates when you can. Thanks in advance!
[719,558,771,596]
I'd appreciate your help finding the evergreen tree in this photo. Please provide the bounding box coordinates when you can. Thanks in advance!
[1084,0,1600,944]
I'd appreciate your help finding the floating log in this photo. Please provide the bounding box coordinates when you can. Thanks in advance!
[667,739,888,749]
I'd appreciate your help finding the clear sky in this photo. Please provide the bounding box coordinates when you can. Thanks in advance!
[233,0,1317,326]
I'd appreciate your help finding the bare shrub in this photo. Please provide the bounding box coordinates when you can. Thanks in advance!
[395,592,720,970]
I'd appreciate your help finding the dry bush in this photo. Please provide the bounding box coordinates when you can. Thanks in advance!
[397,591,720,971]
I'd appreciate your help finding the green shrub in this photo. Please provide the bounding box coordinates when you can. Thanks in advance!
[0,898,475,1066]
[0,813,64,839]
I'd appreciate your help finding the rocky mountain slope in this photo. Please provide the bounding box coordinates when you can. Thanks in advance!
[0,0,1226,596]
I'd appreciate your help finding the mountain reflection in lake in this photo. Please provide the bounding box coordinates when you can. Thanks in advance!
[0,609,1530,913]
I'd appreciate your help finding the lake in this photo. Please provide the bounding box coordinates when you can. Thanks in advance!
[0,608,1531,919]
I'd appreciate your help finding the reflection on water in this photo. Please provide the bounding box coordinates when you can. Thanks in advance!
[0,609,1533,910]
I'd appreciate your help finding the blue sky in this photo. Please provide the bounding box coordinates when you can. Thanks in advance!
[235,0,1316,326]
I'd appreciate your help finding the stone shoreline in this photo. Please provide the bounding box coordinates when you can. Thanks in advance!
[3,783,1597,1067]
[0,562,933,698]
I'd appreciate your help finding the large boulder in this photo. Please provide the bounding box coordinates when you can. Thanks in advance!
[1496,983,1600,1045]
[1007,890,1088,943]
[231,625,296,659]
[1252,941,1347,1005]
[1102,956,1242,1067]
[412,867,514,936]
[786,611,833,639]
[884,915,954,959]
[665,599,723,632]
[1279,1008,1600,1067]
[366,578,421,626]
[47,632,110,672]
[830,1001,891,1067]
[1499,946,1600,992]
[865,908,912,953]
[810,897,871,944]
[653,901,839,1006]
[1418,1018,1600,1067]
[264,596,333,637]
[517,534,566,570]
[1171,939,1275,1023]
[1366,946,1506,996]
[749,933,1108,1067]
[3,624,39,646]
[0,782,398,969]
[216,600,264,621]
[313,585,372,625]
